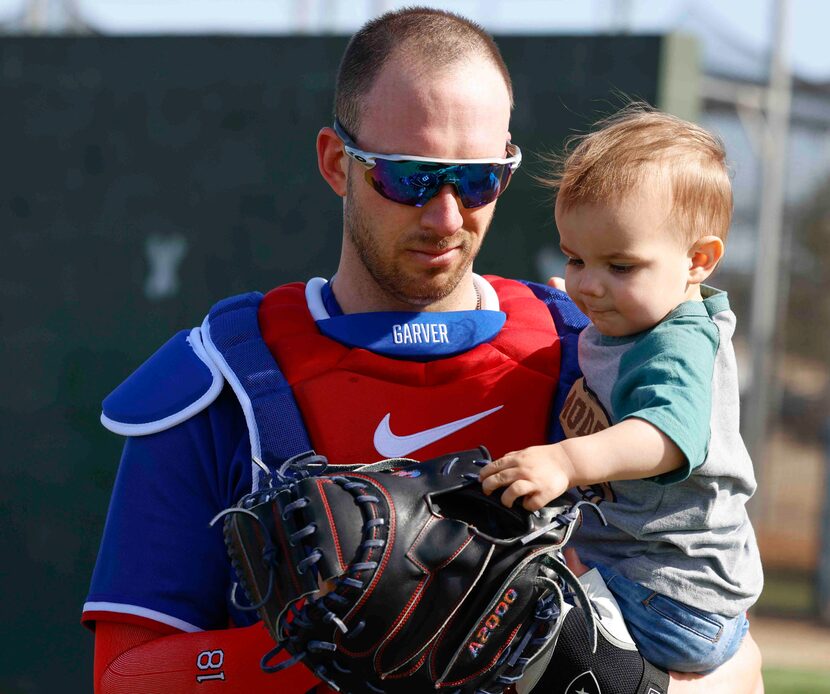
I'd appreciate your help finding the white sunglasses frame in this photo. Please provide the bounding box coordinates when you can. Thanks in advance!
[333,119,522,171]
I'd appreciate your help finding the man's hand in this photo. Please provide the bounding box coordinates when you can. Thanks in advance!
[479,444,576,511]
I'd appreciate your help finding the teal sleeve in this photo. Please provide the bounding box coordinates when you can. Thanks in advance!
[611,313,719,484]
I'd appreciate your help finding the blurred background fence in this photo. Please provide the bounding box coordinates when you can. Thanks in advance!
[2,1,829,692]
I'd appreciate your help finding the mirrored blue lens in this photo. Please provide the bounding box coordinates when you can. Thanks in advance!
[366,160,512,208]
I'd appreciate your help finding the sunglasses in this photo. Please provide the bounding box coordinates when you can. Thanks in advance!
[333,119,521,209]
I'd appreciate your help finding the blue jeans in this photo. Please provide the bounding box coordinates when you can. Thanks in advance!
[591,563,749,673]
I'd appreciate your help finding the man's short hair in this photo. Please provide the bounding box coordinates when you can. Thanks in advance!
[549,104,733,243]
[335,6,513,138]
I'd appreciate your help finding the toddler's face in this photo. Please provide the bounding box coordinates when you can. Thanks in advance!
[556,188,699,337]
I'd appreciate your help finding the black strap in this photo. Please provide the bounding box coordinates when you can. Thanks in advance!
[636,658,670,694]
[530,606,669,694]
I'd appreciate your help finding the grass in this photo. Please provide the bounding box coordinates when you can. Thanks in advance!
[752,571,830,691]
[764,667,830,693]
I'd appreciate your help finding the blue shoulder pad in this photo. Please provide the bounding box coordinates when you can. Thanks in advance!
[101,328,225,436]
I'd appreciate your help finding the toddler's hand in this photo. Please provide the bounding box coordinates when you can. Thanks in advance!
[478,445,574,511]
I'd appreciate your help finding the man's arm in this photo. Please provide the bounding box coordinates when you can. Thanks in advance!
[669,635,763,693]
[86,389,280,691]
[94,616,762,694]
[94,620,319,693]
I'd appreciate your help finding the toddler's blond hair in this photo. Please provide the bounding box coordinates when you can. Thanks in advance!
[548,104,733,244]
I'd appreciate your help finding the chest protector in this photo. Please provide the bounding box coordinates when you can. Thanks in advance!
[101,276,585,484]
[257,276,562,466]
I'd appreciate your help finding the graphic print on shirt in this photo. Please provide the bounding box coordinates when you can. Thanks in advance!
[560,377,616,505]
[559,377,610,438]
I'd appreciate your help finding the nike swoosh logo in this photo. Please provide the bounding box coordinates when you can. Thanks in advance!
[373,405,503,458]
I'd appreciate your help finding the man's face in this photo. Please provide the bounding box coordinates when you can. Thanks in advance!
[341,54,513,310]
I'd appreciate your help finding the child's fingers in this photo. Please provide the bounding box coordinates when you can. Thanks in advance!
[478,458,515,490]
[521,492,547,512]
[479,465,522,495]
[478,456,510,481]
[499,479,535,508]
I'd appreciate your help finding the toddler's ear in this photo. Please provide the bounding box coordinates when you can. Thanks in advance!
[688,235,724,284]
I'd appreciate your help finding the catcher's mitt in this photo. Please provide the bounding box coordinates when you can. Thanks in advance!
[215,447,601,693]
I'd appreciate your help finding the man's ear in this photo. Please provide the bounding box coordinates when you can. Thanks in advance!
[688,235,724,284]
[317,126,348,197]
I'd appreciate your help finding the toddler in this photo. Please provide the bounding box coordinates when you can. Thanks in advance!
[480,105,763,673]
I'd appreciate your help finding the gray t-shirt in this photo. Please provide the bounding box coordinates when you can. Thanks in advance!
[563,287,763,617]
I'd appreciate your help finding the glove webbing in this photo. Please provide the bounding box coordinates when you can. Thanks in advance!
[225,481,383,677]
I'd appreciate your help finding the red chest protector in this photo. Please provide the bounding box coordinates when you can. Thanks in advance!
[258,276,562,465]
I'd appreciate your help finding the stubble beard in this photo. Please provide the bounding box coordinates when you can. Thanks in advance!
[344,177,484,307]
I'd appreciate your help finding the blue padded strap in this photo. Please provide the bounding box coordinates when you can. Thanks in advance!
[201,292,311,482]
[519,281,588,443]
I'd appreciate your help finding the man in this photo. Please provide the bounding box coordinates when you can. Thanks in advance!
[84,7,763,693]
